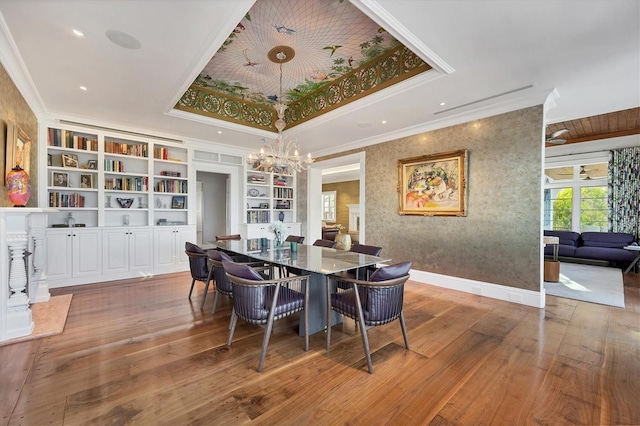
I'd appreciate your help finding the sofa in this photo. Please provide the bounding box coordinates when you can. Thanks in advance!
[544,230,637,266]
[322,226,339,241]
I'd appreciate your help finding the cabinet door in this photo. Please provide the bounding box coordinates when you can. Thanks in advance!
[130,228,153,271]
[73,229,102,277]
[45,231,73,280]
[154,228,175,268]
[175,227,196,268]
[245,223,270,239]
[103,230,129,274]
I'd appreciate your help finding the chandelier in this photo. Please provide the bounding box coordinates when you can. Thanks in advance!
[246,46,314,173]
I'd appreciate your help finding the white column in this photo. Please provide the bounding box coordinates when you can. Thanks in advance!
[29,214,50,303]
[5,234,34,339]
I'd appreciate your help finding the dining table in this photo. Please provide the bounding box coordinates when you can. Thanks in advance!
[201,239,391,335]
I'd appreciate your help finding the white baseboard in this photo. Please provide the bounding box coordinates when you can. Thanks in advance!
[409,268,545,308]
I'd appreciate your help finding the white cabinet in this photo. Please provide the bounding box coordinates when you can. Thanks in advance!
[243,222,301,239]
[46,228,102,282]
[153,226,196,270]
[103,227,153,274]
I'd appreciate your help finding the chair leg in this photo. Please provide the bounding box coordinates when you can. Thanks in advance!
[211,291,220,315]
[200,280,210,310]
[353,285,373,374]
[326,277,332,351]
[399,311,410,349]
[227,309,237,346]
[258,284,282,372]
[188,279,196,299]
[303,278,309,351]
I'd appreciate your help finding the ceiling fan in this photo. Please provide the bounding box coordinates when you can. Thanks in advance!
[546,128,570,144]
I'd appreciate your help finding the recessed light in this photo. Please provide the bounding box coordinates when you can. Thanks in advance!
[381,120,387,124]
[79,86,87,91]
[440,102,446,106]
[72,29,85,37]
[106,29,142,50]
[217,131,222,134]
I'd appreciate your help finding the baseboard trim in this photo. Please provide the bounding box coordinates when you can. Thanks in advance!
[409,268,545,308]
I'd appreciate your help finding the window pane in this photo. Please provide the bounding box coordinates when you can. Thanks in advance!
[545,166,573,182]
[544,187,572,230]
[580,186,608,231]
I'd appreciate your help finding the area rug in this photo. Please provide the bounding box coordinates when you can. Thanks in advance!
[544,263,624,308]
[0,294,73,347]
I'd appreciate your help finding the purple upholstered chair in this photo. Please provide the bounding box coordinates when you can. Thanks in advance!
[327,261,412,374]
[185,242,213,310]
[223,260,310,372]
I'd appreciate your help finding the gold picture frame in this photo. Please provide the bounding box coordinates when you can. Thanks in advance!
[5,120,31,184]
[398,149,468,216]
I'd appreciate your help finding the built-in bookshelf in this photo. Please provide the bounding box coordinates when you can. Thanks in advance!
[44,125,190,228]
[243,169,300,240]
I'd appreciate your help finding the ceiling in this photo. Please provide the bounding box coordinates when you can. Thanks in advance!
[1,0,639,158]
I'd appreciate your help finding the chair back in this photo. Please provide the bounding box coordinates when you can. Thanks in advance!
[313,239,337,248]
[185,242,209,280]
[215,234,241,241]
[350,244,382,256]
[208,250,235,294]
[285,235,305,243]
[361,261,411,324]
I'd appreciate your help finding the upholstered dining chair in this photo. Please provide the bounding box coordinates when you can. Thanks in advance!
[313,239,337,248]
[223,260,309,372]
[215,234,241,241]
[348,243,383,280]
[326,261,412,374]
[285,235,305,244]
[185,242,212,310]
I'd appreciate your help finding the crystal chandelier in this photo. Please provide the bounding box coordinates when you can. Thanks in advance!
[247,46,314,173]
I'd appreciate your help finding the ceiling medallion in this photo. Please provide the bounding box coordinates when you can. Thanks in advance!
[246,46,314,173]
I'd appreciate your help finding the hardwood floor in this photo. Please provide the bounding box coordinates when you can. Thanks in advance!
[1,271,639,425]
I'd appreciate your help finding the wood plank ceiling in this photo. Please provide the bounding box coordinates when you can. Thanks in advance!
[545,107,640,147]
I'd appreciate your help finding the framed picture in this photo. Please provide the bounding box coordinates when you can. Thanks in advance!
[259,202,269,209]
[4,120,31,184]
[398,149,468,216]
[61,153,79,168]
[171,195,185,209]
[51,171,69,188]
[80,173,94,189]
[87,160,97,169]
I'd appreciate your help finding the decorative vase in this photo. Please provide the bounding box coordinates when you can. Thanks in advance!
[278,211,285,221]
[5,166,31,207]
[274,234,283,248]
[335,233,352,251]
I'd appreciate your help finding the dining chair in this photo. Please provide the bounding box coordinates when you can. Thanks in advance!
[313,239,337,248]
[185,242,212,310]
[349,244,383,280]
[326,261,412,374]
[223,260,309,372]
[284,238,336,277]
[285,235,305,243]
[215,234,241,241]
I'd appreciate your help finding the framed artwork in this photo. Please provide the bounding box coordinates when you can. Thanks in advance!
[87,160,97,169]
[80,173,94,189]
[171,195,185,209]
[398,149,468,216]
[51,171,69,188]
[4,120,31,184]
[61,153,79,168]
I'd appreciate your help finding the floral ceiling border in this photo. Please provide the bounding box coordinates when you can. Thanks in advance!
[175,44,431,132]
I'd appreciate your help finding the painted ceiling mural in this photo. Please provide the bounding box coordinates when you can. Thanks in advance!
[176,0,430,132]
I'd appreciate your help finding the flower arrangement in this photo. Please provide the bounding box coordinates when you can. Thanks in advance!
[268,220,288,246]
[335,223,345,233]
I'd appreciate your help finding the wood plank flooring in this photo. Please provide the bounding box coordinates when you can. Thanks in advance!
[1,271,639,425]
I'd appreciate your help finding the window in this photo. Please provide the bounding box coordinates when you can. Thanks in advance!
[544,160,608,232]
[322,191,336,222]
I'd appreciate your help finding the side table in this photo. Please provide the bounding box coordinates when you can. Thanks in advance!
[623,245,640,274]
[543,236,560,282]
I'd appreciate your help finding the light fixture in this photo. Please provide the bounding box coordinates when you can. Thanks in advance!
[72,29,85,37]
[246,46,313,173]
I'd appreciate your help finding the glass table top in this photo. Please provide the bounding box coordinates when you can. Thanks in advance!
[201,239,390,275]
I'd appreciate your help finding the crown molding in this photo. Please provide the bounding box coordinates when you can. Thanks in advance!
[0,10,46,115]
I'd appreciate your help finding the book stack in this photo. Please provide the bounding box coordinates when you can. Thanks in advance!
[105,141,148,157]
[248,175,266,184]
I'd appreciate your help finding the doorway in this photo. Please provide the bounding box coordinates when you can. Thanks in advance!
[196,171,229,244]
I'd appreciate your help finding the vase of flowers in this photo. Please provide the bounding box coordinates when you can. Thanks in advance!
[268,220,287,248]
[333,224,351,250]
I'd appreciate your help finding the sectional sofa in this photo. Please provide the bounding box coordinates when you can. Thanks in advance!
[543,230,637,267]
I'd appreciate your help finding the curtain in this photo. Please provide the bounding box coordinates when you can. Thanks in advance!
[608,147,640,240]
